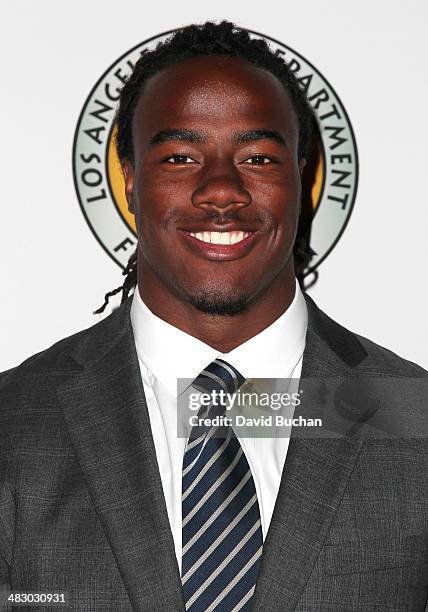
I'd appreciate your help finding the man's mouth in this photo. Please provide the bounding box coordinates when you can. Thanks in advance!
[188,230,251,245]
[178,229,259,261]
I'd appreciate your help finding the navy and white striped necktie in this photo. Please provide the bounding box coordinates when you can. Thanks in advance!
[181,358,263,611]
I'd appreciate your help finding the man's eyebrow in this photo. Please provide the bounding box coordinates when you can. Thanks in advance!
[232,129,287,147]
[148,128,208,147]
[148,128,287,148]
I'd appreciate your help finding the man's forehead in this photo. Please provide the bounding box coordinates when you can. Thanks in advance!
[141,54,282,90]
[132,55,298,139]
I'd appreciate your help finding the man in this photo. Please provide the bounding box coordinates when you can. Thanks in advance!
[1,20,427,612]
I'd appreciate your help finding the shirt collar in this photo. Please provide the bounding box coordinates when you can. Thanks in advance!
[130,278,308,397]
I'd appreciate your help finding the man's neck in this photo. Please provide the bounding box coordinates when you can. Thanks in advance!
[137,264,297,353]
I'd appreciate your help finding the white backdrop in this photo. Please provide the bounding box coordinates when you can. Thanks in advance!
[1,0,427,371]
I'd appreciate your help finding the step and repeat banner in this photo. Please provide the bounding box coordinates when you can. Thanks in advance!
[2,1,427,369]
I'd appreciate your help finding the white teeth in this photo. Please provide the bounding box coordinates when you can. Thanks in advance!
[211,232,223,245]
[189,231,250,245]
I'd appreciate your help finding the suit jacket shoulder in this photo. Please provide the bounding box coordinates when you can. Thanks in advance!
[303,292,427,377]
[1,300,132,387]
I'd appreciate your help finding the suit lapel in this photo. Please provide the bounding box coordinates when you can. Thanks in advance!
[57,300,185,611]
[251,292,369,611]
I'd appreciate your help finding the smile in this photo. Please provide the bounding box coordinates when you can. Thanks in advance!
[178,229,259,261]
[189,230,251,245]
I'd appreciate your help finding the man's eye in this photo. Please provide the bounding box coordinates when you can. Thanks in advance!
[243,155,273,165]
[165,154,196,164]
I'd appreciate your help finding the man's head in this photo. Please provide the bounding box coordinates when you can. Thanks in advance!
[96,21,315,317]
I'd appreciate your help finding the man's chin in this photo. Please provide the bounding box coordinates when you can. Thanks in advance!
[187,289,250,316]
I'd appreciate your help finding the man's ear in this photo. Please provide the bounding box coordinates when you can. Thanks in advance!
[121,161,135,214]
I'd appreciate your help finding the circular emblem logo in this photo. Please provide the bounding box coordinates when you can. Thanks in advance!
[73,28,358,273]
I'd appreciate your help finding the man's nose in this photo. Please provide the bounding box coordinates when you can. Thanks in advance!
[191,161,251,212]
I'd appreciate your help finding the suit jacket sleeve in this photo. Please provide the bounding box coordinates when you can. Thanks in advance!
[0,369,14,609]
[0,478,13,610]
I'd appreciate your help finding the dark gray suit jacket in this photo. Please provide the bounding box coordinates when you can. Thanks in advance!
[1,293,427,611]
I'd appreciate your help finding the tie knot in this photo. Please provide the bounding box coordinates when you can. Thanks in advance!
[192,358,245,395]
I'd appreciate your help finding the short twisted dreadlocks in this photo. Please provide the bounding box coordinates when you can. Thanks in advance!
[95,20,317,314]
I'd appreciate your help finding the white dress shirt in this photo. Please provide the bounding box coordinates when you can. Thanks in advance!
[130,279,308,572]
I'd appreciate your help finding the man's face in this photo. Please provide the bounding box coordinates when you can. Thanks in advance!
[123,55,305,315]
